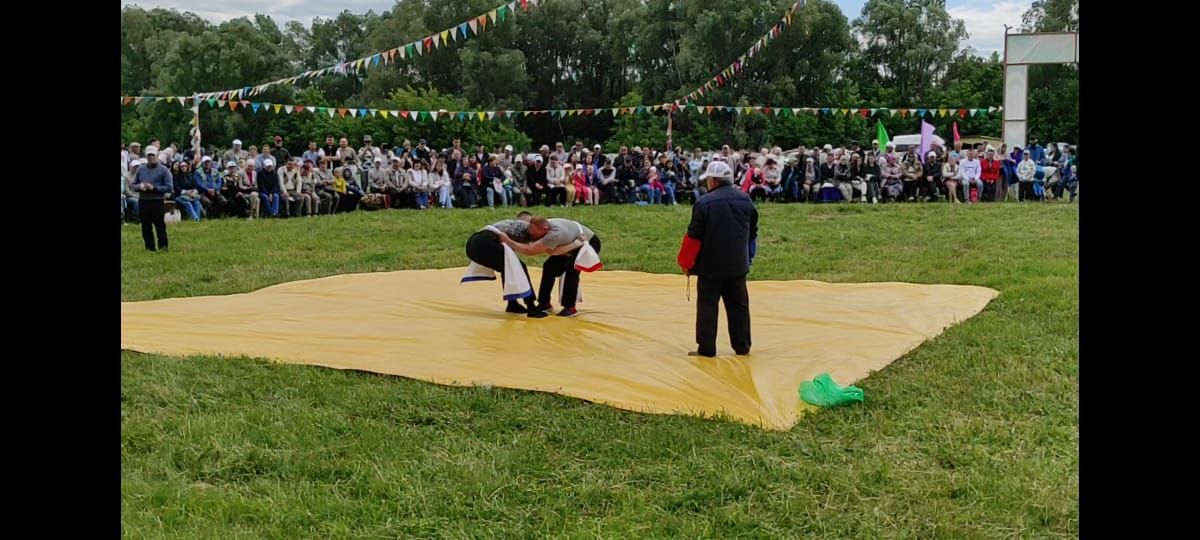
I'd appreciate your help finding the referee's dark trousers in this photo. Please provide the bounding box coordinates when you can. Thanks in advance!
[695,273,750,357]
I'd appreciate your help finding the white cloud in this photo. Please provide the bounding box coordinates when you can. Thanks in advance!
[949,1,1028,57]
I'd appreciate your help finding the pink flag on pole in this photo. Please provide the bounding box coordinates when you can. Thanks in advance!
[953,121,961,144]
[919,121,935,163]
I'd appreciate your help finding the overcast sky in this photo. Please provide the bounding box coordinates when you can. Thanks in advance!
[121,0,1026,56]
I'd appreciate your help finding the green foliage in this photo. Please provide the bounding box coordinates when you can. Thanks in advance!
[120,0,1076,151]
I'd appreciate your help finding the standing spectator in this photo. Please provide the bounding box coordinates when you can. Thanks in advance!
[223,139,248,166]
[358,135,382,165]
[301,141,323,166]
[1017,150,1038,201]
[194,156,227,218]
[321,135,340,169]
[1028,137,1046,165]
[132,149,173,250]
[959,149,983,203]
[414,139,432,164]
[270,135,291,166]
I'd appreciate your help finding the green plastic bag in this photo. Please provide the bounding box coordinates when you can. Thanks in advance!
[799,373,864,407]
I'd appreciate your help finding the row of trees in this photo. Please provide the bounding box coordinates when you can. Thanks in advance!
[121,0,1079,152]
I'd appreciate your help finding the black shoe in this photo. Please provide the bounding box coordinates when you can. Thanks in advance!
[505,301,527,314]
[556,307,578,318]
[687,350,715,358]
[734,350,751,356]
[527,310,549,319]
[533,304,553,313]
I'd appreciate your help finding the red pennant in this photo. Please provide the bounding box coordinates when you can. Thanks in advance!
[496,110,506,118]
[294,105,304,113]
[400,111,410,119]
[859,108,869,117]
[958,108,968,118]
[521,0,529,11]
[761,106,771,115]
[423,37,433,50]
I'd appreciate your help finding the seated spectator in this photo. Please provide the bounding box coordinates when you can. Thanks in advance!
[173,161,203,221]
[194,156,226,217]
[257,159,282,217]
[431,157,453,209]
[237,162,261,218]
[545,155,567,207]
[942,155,961,204]
[881,155,903,203]
[409,159,431,209]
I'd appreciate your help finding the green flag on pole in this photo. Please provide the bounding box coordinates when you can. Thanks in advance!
[876,119,890,150]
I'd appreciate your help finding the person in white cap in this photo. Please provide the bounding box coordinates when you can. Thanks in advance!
[676,160,759,358]
[126,142,142,171]
[959,148,983,203]
[195,155,228,217]
[279,159,306,216]
[223,139,247,166]
[367,157,392,207]
[257,158,282,217]
[132,147,173,251]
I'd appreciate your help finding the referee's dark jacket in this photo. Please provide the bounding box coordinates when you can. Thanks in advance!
[677,184,758,276]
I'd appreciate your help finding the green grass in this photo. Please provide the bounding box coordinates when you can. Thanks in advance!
[122,202,1078,538]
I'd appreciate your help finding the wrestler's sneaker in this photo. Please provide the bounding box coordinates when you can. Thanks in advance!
[505,301,528,314]
[527,310,549,319]
[556,307,578,318]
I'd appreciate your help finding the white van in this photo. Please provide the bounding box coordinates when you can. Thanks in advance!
[889,133,946,154]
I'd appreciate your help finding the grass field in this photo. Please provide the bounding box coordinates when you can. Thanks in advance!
[122,202,1078,538]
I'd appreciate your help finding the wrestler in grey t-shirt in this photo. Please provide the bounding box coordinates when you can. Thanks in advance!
[490,219,534,243]
[539,218,594,251]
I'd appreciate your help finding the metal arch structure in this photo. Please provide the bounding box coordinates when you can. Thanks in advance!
[1002,31,1079,150]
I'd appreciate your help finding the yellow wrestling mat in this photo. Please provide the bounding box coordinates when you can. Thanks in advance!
[121,268,997,430]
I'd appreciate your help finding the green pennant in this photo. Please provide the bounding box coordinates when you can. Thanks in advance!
[418,110,430,121]
[498,5,508,22]
[206,98,216,107]
[780,107,792,117]
[406,43,416,57]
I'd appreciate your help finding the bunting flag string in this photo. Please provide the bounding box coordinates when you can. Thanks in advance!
[678,0,806,105]
[193,0,538,100]
[121,95,999,121]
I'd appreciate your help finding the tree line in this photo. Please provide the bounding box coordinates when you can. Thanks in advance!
[121,0,1078,152]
